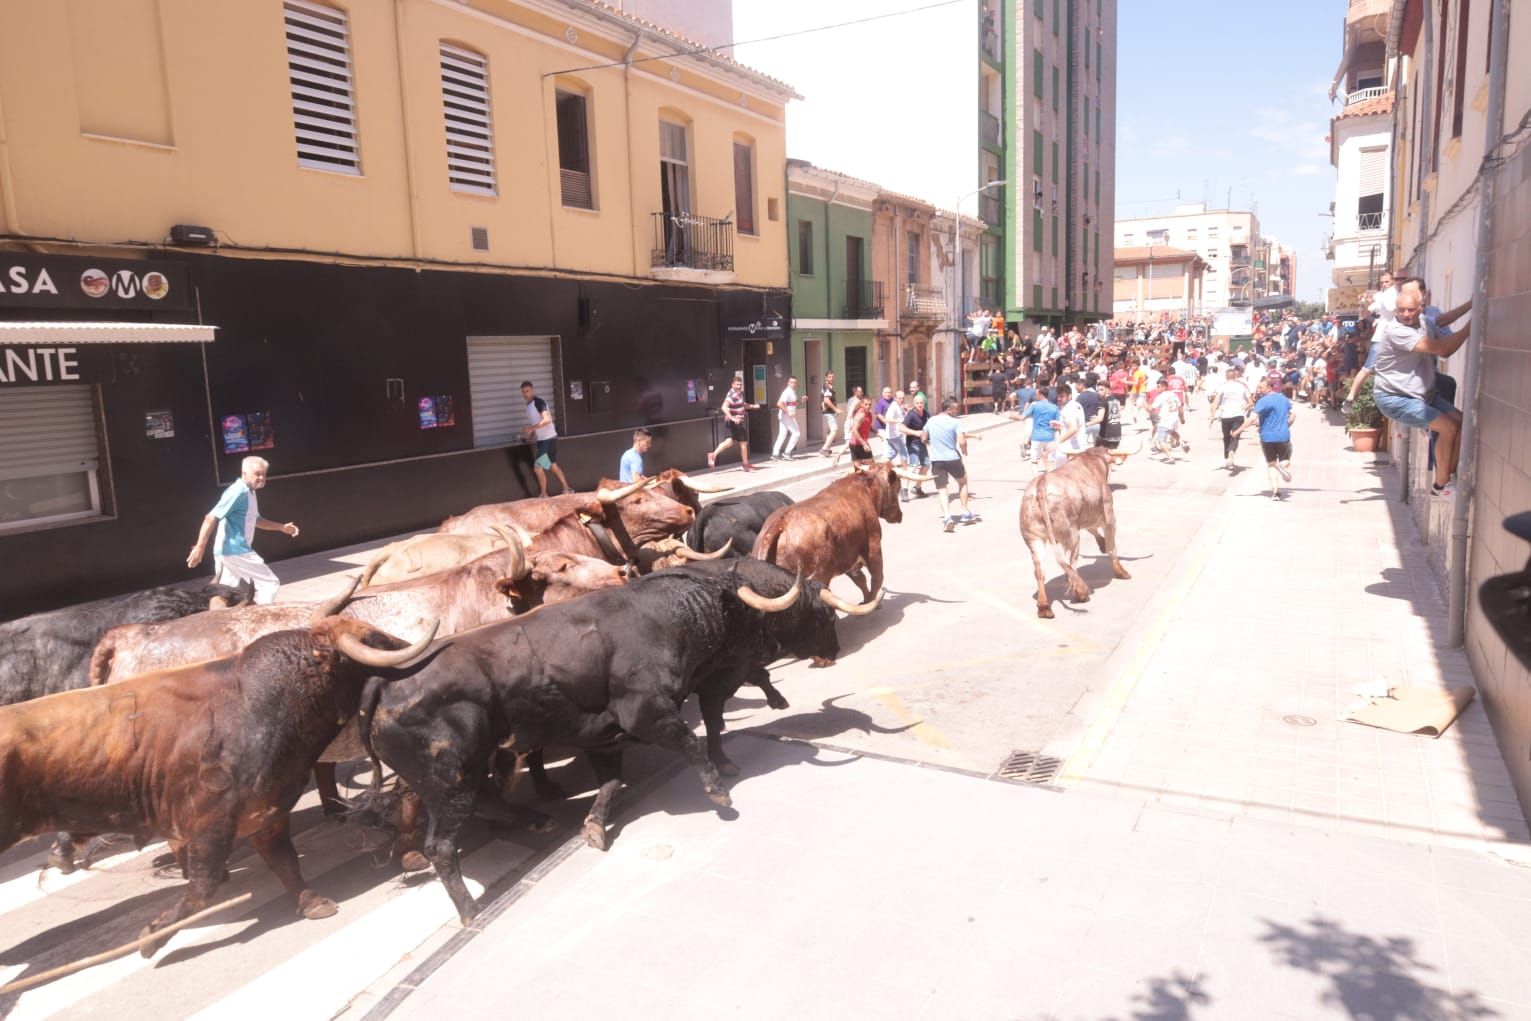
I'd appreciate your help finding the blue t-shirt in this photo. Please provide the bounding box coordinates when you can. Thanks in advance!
[924,413,964,461]
[618,447,645,483]
[210,479,257,557]
[1254,393,1292,443]
[1025,400,1061,442]
[1015,386,1037,410]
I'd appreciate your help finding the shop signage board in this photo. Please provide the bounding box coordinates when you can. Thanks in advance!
[0,345,114,386]
[0,253,192,312]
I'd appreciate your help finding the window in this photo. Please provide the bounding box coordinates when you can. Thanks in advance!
[1082,171,1088,201]
[1052,0,1059,34]
[1033,177,1044,210]
[1451,0,1471,139]
[0,385,105,532]
[1051,65,1059,110]
[1032,283,1043,308]
[798,219,814,275]
[1358,146,1387,229]
[906,231,919,286]
[733,140,756,235]
[1123,233,1134,244]
[1033,130,1043,175]
[555,89,592,208]
[440,44,494,193]
[1187,228,1198,240]
[1051,215,1058,255]
[1209,226,1219,239]
[1034,51,1044,98]
[1033,209,1043,251]
[1096,41,1101,81]
[659,119,691,225]
[466,336,560,448]
[284,0,359,173]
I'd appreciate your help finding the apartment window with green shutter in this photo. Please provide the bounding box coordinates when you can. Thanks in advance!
[1052,141,1058,182]
[1051,286,1057,307]
[1095,168,1100,200]
[1097,103,1102,143]
[1082,171,1088,201]
[1032,130,1043,175]
[1096,41,1101,81]
[1034,51,1043,97]
[1035,0,1042,18]
[1083,105,1089,139]
[1051,66,1058,111]
[1032,209,1043,251]
[1052,0,1059,34]
[1051,215,1058,255]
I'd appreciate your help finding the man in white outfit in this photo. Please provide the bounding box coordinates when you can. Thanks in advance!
[772,375,801,459]
[186,456,299,604]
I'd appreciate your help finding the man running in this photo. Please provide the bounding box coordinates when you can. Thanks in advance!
[1017,384,1062,470]
[708,375,761,472]
[1211,365,1251,470]
[521,381,571,497]
[923,396,977,532]
[818,371,840,457]
[1237,379,1296,500]
[899,393,932,501]
[186,455,299,605]
[772,375,801,460]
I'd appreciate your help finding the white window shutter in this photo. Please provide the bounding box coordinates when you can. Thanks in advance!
[467,337,558,448]
[284,0,359,174]
[440,44,495,194]
[1357,147,1387,196]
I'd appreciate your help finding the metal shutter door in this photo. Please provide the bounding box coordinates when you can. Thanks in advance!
[1357,147,1387,196]
[467,336,557,448]
[0,385,99,482]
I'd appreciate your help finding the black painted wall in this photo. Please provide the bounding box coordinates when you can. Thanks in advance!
[0,254,790,617]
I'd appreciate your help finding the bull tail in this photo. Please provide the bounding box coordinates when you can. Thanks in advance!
[1035,472,1062,561]
[354,675,388,806]
[751,509,787,561]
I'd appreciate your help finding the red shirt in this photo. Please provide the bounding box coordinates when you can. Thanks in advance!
[1167,375,1187,398]
[1108,370,1129,396]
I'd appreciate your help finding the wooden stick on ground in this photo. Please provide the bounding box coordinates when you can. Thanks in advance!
[0,892,254,996]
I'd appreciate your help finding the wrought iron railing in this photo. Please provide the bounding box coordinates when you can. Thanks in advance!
[651,211,734,272]
[1357,210,1385,231]
[905,285,947,318]
[980,110,1001,146]
[843,280,885,320]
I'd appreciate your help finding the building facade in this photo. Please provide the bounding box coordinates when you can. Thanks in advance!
[996,0,1117,331]
[785,162,886,443]
[0,0,796,614]
[1111,246,1208,318]
[1385,0,1531,818]
[1115,205,1262,311]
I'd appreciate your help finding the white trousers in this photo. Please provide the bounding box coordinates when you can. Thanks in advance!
[218,551,281,604]
[773,414,800,456]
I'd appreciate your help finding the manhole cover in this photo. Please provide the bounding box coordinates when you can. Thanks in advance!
[1283,714,1318,727]
[996,750,1062,784]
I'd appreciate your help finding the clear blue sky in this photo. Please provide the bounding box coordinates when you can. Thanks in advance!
[733,0,1342,301]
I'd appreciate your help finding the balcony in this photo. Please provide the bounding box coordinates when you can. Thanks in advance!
[980,110,1001,147]
[650,211,734,280]
[904,285,947,320]
[982,27,1001,63]
[1344,85,1388,106]
[1347,0,1389,21]
[843,279,885,320]
[981,191,1001,226]
[1357,210,1385,232]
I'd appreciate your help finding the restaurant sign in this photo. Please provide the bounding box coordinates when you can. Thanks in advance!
[0,346,114,386]
[0,252,191,311]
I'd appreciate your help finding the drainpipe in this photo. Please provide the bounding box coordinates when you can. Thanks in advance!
[0,76,24,235]
[1400,0,1439,501]
[1447,0,1510,648]
[393,0,423,259]
[825,180,840,386]
[622,31,641,277]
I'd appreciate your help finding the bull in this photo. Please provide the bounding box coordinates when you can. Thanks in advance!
[684,491,794,557]
[357,559,868,923]
[751,464,921,603]
[1020,445,1130,618]
[358,525,521,588]
[0,615,434,954]
[0,581,253,708]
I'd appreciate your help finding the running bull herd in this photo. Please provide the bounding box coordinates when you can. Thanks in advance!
[0,454,1126,963]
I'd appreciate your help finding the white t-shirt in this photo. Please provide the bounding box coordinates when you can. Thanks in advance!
[1216,379,1251,418]
[1368,286,1398,322]
[1144,368,1164,390]
[1152,389,1183,427]
[777,386,798,417]
[1059,399,1088,453]
[526,397,557,440]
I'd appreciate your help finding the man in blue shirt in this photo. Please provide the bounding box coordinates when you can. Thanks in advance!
[1015,390,1061,470]
[898,395,931,501]
[1238,379,1296,501]
[186,455,300,603]
[619,428,652,483]
[922,396,977,532]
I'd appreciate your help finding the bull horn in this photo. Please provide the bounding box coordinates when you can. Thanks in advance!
[334,619,439,669]
[818,587,882,616]
[893,468,934,483]
[735,572,801,613]
[674,537,733,561]
[490,525,529,580]
[309,575,361,627]
[596,478,648,504]
[673,473,733,494]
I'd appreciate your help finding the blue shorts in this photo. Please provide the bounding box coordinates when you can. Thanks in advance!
[906,444,931,468]
[881,435,909,462]
[1374,390,1456,429]
[535,437,558,470]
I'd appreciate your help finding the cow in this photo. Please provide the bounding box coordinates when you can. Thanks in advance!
[1020,445,1130,619]
[357,559,862,923]
[0,614,434,954]
[685,491,794,557]
[358,526,520,588]
[751,464,922,604]
[0,581,254,708]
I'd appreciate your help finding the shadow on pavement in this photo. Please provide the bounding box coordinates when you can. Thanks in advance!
[736,693,917,745]
[1260,915,1499,1020]
[835,589,945,658]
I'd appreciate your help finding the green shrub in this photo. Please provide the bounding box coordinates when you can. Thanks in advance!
[1347,376,1384,430]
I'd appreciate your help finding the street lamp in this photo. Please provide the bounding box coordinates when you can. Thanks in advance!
[953,178,1007,401]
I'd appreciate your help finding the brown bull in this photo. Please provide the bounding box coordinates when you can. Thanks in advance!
[751,464,919,603]
[1020,446,1130,618]
[0,617,432,954]
[359,526,521,587]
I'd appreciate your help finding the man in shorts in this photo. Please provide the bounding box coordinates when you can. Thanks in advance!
[923,396,977,532]
[186,455,299,604]
[1371,285,1471,495]
[1096,380,1123,451]
[709,375,761,472]
[1237,378,1296,500]
[521,381,571,498]
[1016,386,1061,470]
[818,371,840,457]
[899,394,932,500]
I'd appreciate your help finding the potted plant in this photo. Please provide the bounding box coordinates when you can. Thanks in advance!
[1347,376,1384,452]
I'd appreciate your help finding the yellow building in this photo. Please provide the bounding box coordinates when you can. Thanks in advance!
[0,0,796,613]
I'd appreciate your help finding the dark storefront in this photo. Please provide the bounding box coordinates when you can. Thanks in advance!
[0,249,790,616]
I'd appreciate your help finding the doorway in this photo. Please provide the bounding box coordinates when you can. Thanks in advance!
[804,338,823,442]
[845,345,868,401]
[744,338,770,450]
[845,237,864,317]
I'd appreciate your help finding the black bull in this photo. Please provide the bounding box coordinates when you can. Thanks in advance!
[684,491,794,556]
[358,559,839,923]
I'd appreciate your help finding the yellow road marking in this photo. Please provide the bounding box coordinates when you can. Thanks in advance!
[1055,502,1231,785]
[864,686,954,750]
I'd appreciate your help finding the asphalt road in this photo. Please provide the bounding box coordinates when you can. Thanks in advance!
[0,393,1250,1019]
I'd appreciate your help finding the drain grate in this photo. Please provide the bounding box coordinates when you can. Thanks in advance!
[996,749,1062,785]
[1283,714,1318,727]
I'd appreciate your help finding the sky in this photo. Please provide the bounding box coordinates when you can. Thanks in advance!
[732,0,1343,301]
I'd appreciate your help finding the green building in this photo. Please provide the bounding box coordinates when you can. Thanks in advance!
[785,160,887,446]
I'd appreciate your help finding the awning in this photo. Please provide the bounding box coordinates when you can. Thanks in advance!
[0,321,216,344]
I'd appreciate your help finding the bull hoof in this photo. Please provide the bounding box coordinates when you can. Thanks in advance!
[1071,591,1091,604]
[138,923,169,958]
[706,787,733,809]
[1037,605,1055,619]
[1113,566,1132,580]
[298,891,339,919]
[399,851,431,873]
[320,797,350,819]
[581,820,609,851]
[809,657,835,668]
[46,850,77,874]
[765,690,790,710]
